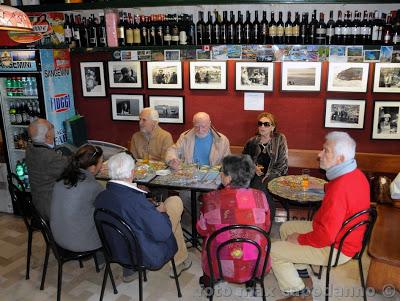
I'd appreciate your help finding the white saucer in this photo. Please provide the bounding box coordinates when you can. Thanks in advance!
[156,169,171,176]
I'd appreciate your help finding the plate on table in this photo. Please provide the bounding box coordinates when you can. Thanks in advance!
[156,169,171,176]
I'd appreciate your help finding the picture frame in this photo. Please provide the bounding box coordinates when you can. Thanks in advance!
[324,99,366,129]
[146,61,183,89]
[371,100,400,140]
[111,94,144,121]
[108,61,142,88]
[189,61,227,90]
[281,62,322,92]
[373,63,400,93]
[327,63,369,93]
[80,62,106,97]
[148,95,184,124]
[164,49,181,61]
[235,62,274,92]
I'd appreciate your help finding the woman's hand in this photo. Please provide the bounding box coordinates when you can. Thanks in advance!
[255,164,264,176]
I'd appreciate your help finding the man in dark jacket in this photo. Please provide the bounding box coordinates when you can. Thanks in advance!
[95,152,191,282]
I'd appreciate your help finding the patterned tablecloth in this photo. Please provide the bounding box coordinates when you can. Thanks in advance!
[268,175,326,203]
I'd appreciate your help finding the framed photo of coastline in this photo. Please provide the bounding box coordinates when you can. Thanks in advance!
[327,63,369,93]
[189,61,227,90]
[235,62,274,92]
[324,99,366,129]
[281,62,322,92]
[108,61,142,88]
[111,94,144,121]
[371,100,400,140]
[148,95,184,124]
[146,61,183,89]
[80,62,106,97]
[373,63,400,93]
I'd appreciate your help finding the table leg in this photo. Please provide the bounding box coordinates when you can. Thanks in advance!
[190,190,198,248]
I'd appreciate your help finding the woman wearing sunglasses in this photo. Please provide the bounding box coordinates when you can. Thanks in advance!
[243,112,288,222]
[50,144,105,262]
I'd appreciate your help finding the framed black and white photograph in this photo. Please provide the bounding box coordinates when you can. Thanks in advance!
[146,61,183,89]
[324,99,366,129]
[372,100,400,139]
[111,94,144,121]
[164,49,181,61]
[373,63,400,93]
[148,95,184,124]
[189,61,227,90]
[80,62,106,97]
[281,62,322,92]
[327,63,369,92]
[235,62,274,92]
[108,61,142,88]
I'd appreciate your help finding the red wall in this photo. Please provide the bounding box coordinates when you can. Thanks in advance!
[71,51,400,154]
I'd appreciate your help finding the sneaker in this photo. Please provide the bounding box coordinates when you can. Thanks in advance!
[123,270,139,283]
[169,259,192,278]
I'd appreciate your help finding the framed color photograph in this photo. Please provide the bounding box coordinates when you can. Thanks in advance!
[189,61,227,90]
[148,96,184,124]
[146,61,183,89]
[80,62,106,97]
[324,99,366,129]
[108,61,142,88]
[372,100,400,139]
[235,62,274,92]
[373,63,400,93]
[111,94,144,121]
[327,63,369,92]
[281,62,322,91]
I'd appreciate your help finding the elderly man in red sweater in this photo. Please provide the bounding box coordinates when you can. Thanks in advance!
[271,131,370,301]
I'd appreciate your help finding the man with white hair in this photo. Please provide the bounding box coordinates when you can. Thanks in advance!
[25,118,69,219]
[166,112,230,169]
[271,131,370,301]
[129,107,173,161]
[94,152,191,282]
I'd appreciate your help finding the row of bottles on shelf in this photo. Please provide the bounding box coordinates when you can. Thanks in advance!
[5,77,38,97]
[196,9,400,45]
[13,128,29,150]
[9,100,41,126]
[15,160,30,190]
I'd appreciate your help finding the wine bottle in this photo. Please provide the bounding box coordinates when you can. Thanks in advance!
[243,11,252,44]
[205,11,213,44]
[326,10,335,45]
[360,10,370,45]
[316,12,326,45]
[260,10,268,44]
[164,15,172,46]
[235,11,243,44]
[133,15,141,46]
[371,11,383,44]
[392,10,400,45]
[117,12,126,46]
[383,13,393,45]
[352,11,361,45]
[342,11,352,45]
[171,15,180,45]
[276,11,284,44]
[63,14,72,45]
[227,11,235,44]
[186,14,196,45]
[346,11,354,45]
[156,15,164,46]
[196,11,205,45]
[74,15,83,48]
[308,10,318,44]
[285,11,293,44]
[292,12,300,44]
[212,11,221,44]
[141,16,149,46]
[253,10,260,44]
[88,14,98,47]
[269,12,277,44]
[220,11,228,44]
[299,12,308,45]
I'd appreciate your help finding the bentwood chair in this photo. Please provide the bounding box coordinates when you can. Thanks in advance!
[205,224,271,301]
[94,208,182,301]
[313,208,377,301]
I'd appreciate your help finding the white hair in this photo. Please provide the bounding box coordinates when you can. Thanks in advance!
[108,152,135,180]
[30,122,49,143]
[325,131,356,161]
[142,107,159,122]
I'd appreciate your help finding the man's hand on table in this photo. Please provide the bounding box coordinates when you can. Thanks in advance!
[286,233,300,245]
[168,158,181,171]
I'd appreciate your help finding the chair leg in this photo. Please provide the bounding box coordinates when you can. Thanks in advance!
[358,258,367,301]
[138,270,143,301]
[325,265,331,301]
[99,264,109,301]
[26,229,33,280]
[170,258,182,298]
[260,280,266,301]
[57,263,63,301]
[317,265,323,280]
[108,265,118,294]
[208,281,214,301]
[79,259,84,268]
[93,254,100,273]
[143,269,147,282]
[40,244,50,290]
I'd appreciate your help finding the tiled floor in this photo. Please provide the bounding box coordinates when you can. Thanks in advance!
[0,213,398,301]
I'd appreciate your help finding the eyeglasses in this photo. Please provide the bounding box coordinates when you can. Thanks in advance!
[89,146,98,160]
[257,121,272,127]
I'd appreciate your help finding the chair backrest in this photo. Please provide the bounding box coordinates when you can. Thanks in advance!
[94,208,142,269]
[332,207,377,267]
[7,173,32,226]
[205,224,271,283]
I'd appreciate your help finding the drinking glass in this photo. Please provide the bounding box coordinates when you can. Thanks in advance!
[301,168,310,191]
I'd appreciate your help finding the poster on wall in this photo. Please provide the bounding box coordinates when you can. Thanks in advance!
[27,12,65,46]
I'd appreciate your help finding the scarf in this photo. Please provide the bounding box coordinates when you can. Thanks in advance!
[326,159,357,181]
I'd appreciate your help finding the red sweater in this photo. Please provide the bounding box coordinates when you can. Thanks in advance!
[298,169,370,257]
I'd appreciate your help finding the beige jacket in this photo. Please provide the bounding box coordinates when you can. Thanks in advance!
[165,128,230,166]
[130,126,173,161]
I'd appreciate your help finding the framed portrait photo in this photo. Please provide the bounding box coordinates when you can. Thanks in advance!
[148,95,184,124]
[327,63,369,92]
[189,61,227,90]
[371,100,400,140]
[146,61,183,89]
[281,62,322,92]
[80,62,106,97]
[324,99,366,129]
[235,62,274,92]
[373,63,400,93]
[108,61,142,88]
[111,94,144,121]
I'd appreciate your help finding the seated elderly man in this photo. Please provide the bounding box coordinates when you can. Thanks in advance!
[94,152,191,282]
[130,107,173,161]
[166,112,230,169]
[271,132,370,301]
[25,118,69,219]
